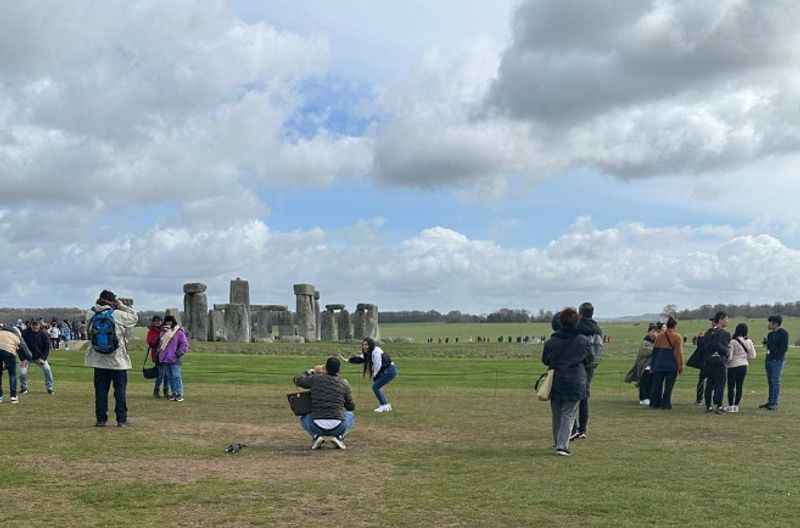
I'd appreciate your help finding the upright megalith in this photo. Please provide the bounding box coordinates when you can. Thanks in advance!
[250,308,272,342]
[353,303,379,340]
[224,303,250,343]
[229,278,250,306]
[314,290,321,341]
[321,305,339,342]
[293,284,317,342]
[338,308,353,340]
[182,282,208,341]
[272,308,295,339]
[208,309,225,341]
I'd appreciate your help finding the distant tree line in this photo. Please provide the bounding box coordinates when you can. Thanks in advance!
[381,309,556,324]
[670,302,800,320]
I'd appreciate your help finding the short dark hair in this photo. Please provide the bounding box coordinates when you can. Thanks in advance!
[98,290,117,303]
[163,315,178,328]
[578,302,594,319]
[151,315,163,323]
[325,357,341,376]
[712,311,727,323]
[666,316,677,329]
[768,315,783,326]
[559,307,579,330]
[733,323,748,339]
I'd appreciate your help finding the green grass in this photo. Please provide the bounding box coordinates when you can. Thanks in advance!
[2,321,799,527]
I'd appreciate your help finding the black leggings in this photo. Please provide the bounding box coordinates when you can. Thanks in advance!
[727,366,747,406]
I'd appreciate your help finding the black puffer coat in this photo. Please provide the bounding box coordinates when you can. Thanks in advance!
[542,328,593,401]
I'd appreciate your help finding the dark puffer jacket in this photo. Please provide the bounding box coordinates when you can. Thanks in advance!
[542,328,593,401]
[293,373,356,420]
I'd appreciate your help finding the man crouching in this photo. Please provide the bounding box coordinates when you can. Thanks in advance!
[293,357,355,450]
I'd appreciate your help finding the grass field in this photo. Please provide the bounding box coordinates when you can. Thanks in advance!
[2,320,799,527]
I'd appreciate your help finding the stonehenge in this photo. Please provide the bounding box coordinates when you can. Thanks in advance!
[164,278,378,344]
[183,283,208,341]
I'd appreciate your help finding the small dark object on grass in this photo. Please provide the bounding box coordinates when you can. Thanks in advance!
[224,443,248,454]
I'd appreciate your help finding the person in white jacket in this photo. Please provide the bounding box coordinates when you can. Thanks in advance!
[342,337,398,413]
[725,323,757,413]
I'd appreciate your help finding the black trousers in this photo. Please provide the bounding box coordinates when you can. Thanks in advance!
[727,366,747,406]
[695,370,707,403]
[94,368,128,424]
[639,370,653,401]
[704,364,726,408]
[573,365,595,434]
[649,371,677,409]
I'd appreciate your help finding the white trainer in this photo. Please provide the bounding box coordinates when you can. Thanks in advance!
[374,405,387,413]
[384,404,393,412]
[639,399,650,406]
[330,436,347,449]
[10,396,19,404]
[311,436,326,450]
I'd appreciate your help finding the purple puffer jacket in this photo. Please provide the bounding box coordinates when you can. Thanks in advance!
[158,328,189,365]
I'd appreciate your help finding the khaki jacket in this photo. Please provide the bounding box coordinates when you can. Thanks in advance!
[84,303,138,370]
[0,328,33,360]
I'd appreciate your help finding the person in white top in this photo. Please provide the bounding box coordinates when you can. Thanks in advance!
[47,323,61,350]
[725,323,756,413]
[342,337,398,413]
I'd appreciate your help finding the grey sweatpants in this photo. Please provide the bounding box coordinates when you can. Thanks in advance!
[550,398,579,451]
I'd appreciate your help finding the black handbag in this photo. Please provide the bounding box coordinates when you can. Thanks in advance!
[287,391,312,416]
[142,349,158,380]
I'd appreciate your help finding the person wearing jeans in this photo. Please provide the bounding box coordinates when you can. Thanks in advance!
[157,315,189,402]
[0,326,33,404]
[761,315,789,410]
[542,308,592,457]
[21,321,54,394]
[649,317,684,410]
[294,357,356,449]
[345,337,398,413]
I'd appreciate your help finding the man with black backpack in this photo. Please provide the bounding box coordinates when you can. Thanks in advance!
[702,311,731,414]
[85,290,138,427]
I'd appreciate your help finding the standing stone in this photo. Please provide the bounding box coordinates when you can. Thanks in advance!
[208,309,226,341]
[321,308,338,342]
[293,284,317,342]
[338,309,353,340]
[250,308,272,342]
[272,309,295,338]
[183,283,208,341]
[224,304,250,343]
[314,290,321,341]
[229,278,250,306]
[353,303,379,340]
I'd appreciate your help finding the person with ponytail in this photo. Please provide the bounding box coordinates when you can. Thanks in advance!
[343,337,398,412]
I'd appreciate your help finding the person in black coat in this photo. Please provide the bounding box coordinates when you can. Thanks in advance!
[702,311,731,414]
[20,320,54,394]
[542,308,593,456]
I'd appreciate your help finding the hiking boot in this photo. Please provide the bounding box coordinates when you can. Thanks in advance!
[311,436,326,450]
[330,436,347,450]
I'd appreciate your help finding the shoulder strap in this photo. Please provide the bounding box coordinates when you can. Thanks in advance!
[664,331,674,349]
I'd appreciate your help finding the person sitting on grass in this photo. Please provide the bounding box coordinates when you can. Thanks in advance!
[343,337,398,413]
[158,315,188,402]
[542,308,593,457]
[293,357,355,450]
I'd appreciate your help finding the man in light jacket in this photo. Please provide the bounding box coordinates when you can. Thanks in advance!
[85,289,138,427]
[0,326,33,403]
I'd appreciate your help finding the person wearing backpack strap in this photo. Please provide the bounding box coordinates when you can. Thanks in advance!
[570,302,603,441]
[648,317,684,410]
[85,289,139,427]
[725,323,756,413]
[702,311,731,414]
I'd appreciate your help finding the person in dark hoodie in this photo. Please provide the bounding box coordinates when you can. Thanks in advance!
[542,307,593,457]
[0,326,33,403]
[20,320,54,394]
[760,315,789,410]
[702,311,731,414]
[570,302,603,441]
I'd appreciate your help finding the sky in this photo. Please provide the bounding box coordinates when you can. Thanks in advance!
[1,0,800,317]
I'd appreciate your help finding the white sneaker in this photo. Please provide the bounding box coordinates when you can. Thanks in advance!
[639,399,650,406]
[374,405,388,413]
[311,436,326,450]
[384,404,393,412]
[10,396,19,404]
[330,436,347,450]
[731,405,739,413]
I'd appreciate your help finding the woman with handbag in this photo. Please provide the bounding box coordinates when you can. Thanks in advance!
[649,317,684,410]
[542,308,592,457]
[725,323,756,413]
[158,315,189,402]
[146,315,169,399]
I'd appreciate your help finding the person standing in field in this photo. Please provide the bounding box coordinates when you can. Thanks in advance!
[702,311,731,414]
[343,337,397,413]
[157,315,189,402]
[85,289,138,427]
[48,321,60,351]
[20,320,54,395]
[725,323,756,413]
[693,331,708,405]
[760,315,789,411]
[570,302,603,441]
[625,323,658,405]
[649,317,684,410]
[0,326,33,403]
[146,315,169,399]
[542,308,593,457]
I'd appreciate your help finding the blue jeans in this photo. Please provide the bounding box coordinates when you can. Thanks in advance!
[300,412,355,438]
[0,350,18,398]
[372,364,397,405]
[19,360,55,392]
[165,364,183,396]
[766,359,785,406]
[154,365,169,393]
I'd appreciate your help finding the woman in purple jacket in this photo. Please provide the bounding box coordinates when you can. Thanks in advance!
[158,315,189,402]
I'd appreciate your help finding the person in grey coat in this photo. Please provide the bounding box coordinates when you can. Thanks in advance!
[542,308,593,456]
